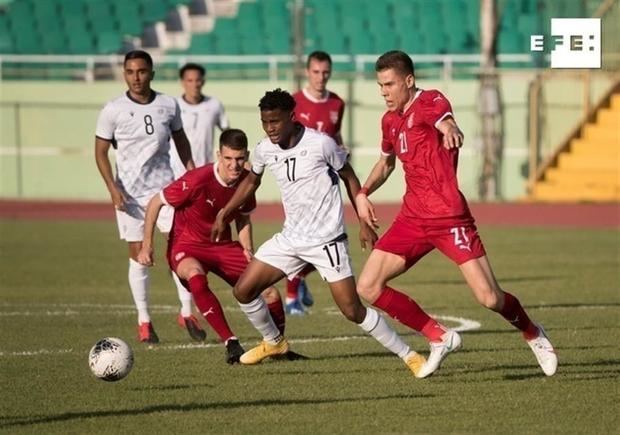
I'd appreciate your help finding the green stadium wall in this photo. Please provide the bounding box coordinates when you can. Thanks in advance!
[0,75,613,202]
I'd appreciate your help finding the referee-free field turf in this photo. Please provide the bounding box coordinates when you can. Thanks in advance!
[1,219,618,434]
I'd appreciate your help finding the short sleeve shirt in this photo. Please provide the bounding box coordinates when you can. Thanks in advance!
[293,89,345,140]
[381,89,472,223]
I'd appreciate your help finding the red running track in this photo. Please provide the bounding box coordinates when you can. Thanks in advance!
[0,200,617,228]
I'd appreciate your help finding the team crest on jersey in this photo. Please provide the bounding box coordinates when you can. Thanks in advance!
[301,150,307,156]
[175,252,186,261]
[330,111,339,124]
[407,113,415,129]
[158,109,164,114]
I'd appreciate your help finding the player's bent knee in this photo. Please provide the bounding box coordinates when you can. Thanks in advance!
[477,291,501,310]
[339,303,366,323]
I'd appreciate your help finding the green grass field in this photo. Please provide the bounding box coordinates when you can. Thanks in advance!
[1,219,618,434]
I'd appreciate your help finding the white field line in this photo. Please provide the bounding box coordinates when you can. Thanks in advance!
[0,304,483,358]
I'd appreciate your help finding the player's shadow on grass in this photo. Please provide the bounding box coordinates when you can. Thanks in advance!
[0,394,434,429]
[130,382,214,391]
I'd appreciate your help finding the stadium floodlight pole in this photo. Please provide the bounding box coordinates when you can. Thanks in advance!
[292,0,305,91]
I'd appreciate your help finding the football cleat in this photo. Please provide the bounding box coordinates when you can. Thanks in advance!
[285,299,306,316]
[416,330,462,378]
[239,338,289,365]
[404,352,427,377]
[526,324,558,376]
[225,338,245,365]
[177,314,207,342]
[298,278,314,307]
[138,322,159,344]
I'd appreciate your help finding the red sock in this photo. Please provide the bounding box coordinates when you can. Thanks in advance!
[500,292,539,339]
[268,299,286,335]
[188,275,235,342]
[287,277,301,299]
[373,286,445,342]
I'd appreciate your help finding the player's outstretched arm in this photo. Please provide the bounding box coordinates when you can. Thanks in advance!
[211,171,262,242]
[436,117,464,149]
[235,214,254,262]
[353,153,396,230]
[338,163,379,249]
[171,129,196,171]
[137,193,165,266]
[94,137,127,211]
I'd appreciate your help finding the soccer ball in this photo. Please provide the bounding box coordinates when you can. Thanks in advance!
[88,337,134,382]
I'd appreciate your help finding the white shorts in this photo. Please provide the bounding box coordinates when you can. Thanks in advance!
[115,203,174,242]
[254,232,353,283]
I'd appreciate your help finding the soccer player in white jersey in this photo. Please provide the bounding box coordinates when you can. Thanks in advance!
[211,89,429,376]
[95,50,206,344]
[169,63,229,178]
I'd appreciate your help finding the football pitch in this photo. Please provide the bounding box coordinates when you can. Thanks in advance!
[1,219,618,434]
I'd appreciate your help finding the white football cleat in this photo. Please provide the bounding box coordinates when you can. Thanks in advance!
[526,324,557,376]
[416,329,462,379]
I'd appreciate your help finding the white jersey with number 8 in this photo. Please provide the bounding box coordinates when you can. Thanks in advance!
[96,92,182,204]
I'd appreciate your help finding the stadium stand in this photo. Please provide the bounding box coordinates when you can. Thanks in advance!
[0,0,601,57]
[530,87,620,202]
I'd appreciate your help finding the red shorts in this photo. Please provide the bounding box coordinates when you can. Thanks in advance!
[374,216,486,268]
[167,241,248,287]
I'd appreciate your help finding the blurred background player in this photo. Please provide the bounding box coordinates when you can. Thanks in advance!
[211,89,429,376]
[287,51,346,315]
[355,51,557,377]
[138,129,289,363]
[95,50,204,344]
[170,63,229,178]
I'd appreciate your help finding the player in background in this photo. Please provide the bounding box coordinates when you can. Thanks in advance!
[170,63,229,178]
[95,50,202,344]
[211,89,429,377]
[355,50,557,377]
[137,129,289,364]
[286,51,346,315]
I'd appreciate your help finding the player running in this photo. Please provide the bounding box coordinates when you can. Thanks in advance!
[355,50,557,377]
[95,50,205,344]
[212,89,429,376]
[137,129,290,364]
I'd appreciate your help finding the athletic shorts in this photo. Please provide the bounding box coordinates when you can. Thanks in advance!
[374,216,486,268]
[167,241,247,287]
[115,202,174,242]
[255,232,353,283]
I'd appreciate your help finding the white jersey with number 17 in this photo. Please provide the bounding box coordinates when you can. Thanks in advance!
[251,127,349,247]
[96,91,182,205]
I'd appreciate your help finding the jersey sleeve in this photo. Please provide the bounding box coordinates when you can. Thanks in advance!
[170,99,183,132]
[250,142,266,175]
[160,171,199,208]
[323,135,349,171]
[423,91,454,128]
[95,103,116,141]
[380,114,394,155]
[217,101,230,130]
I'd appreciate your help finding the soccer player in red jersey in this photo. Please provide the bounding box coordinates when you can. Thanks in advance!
[137,129,287,364]
[355,51,557,377]
[286,51,347,314]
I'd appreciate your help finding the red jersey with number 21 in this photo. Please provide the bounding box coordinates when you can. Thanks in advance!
[381,89,472,223]
[161,163,256,246]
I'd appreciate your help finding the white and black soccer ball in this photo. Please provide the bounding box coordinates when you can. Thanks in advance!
[88,337,134,382]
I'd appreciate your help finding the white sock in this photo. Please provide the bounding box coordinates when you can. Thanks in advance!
[128,258,150,324]
[238,297,282,345]
[359,307,411,359]
[172,272,193,317]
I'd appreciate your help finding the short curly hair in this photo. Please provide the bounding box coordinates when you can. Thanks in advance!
[258,88,296,112]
